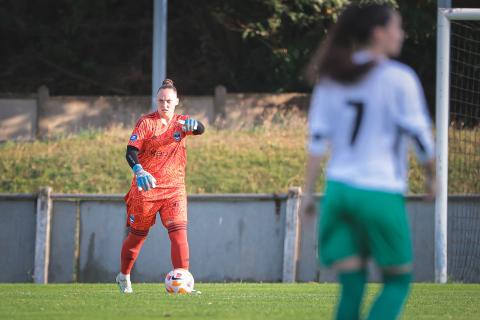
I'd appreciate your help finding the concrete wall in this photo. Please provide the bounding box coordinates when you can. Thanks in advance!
[186,200,286,282]
[0,196,36,282]
[0,194,479,283]
[0,93,309,140]
[0,99,37,140]
[301,198,438,282]
[48,201,77,282]
[447,197,480,282]
[39,96,150,137]
[49,196,287,283]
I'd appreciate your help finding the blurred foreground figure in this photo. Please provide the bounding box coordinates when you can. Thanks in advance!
[302,4,435,320]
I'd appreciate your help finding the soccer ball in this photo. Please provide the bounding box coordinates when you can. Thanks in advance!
[164,268,194,294]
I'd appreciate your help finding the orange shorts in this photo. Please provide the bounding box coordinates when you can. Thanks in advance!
[125,192,187,231]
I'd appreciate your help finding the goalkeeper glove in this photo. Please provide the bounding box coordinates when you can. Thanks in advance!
[181,118,198,133]
[133,164,156,191]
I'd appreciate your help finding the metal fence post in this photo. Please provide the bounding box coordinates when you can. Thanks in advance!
[282,187,302,283]
[34,186,52,283]
[152,0,168,110]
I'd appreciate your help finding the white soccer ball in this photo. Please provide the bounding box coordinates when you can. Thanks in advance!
[164,268,194,294]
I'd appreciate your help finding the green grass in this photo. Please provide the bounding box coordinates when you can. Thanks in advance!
[0,283,479,320]
[0,124,478,194]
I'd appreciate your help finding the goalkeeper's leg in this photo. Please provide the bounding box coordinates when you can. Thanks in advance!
[168,222,189,269]
[161,195,189,269]
[117,198,158,294]
[121,228,149,274]
[116,228,149,293]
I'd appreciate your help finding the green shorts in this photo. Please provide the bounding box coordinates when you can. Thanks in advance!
[318,180,412,268]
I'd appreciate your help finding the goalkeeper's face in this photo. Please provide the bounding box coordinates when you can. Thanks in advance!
[156,88,179,119]
[373,11,404,58]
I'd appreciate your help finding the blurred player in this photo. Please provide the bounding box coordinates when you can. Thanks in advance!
[302,4,435,320]
[116,79,205,293]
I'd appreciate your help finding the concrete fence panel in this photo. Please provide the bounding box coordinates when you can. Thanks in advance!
[77,201,126,282]
[0,193,479,283]
[0,196,36,282]
[448,197,480,283]
[187,199,286,282]
[48,201,78,283]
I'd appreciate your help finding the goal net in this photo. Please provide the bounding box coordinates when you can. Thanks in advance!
[449,20,480,194]
[436,8,480,283]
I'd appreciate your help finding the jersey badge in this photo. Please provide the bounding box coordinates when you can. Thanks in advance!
[130,134,138,141]
[173,131,181,142]
[129,214,135,224]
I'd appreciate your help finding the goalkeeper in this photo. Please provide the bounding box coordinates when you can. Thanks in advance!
[116,79,205,293]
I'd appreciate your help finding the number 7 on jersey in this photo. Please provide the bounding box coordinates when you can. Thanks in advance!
[346,100,365,145]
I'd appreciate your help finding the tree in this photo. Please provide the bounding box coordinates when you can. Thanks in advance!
[0,0,440,109]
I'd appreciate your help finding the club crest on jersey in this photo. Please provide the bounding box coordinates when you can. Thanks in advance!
[173,131,181,142]
[129,214,135,224]
[130,134,138,141]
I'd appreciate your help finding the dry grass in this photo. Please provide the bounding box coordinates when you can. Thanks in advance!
[0,112,477,194]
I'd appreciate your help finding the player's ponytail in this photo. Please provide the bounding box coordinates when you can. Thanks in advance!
[306,4,394,85]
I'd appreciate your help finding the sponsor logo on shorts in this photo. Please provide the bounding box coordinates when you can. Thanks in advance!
[173,131,181,142]
[129,214,135,224]
[130,134,138,141]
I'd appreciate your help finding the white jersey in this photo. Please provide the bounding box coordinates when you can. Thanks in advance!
[308,59,434,193]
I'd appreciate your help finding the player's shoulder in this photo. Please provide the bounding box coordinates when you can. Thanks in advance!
[134,111,159,127]
[377,60,420,87]
[311,79,335,100]
[314,78,335,90]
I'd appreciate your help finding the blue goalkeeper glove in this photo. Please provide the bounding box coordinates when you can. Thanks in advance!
[181,118,198,133]
[133,164,156,191]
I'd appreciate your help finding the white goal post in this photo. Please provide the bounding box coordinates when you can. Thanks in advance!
[435,7,480,284]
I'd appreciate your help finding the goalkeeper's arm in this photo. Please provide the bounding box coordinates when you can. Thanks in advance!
[191,120,205,135]
[180,118,205,135]
[126,146,156,191]
[126,145,140,169]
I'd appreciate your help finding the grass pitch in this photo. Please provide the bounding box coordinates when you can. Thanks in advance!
[0,283,479,320]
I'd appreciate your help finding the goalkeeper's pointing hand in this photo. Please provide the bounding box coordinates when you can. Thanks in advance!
[133,164,156,191]
[182,118,198,133]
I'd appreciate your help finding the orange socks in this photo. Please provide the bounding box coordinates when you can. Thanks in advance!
[120,228,148,275]
[120,224,189,274]
[168,223,189,269]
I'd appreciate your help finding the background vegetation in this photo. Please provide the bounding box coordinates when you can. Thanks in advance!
[1,121,477,194]
[1,0,477,107]
[1,0,478,194]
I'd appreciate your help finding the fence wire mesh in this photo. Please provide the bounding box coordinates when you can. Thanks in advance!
[447,20,480,282]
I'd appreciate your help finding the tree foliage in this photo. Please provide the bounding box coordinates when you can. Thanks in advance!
[0,0,458,105]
